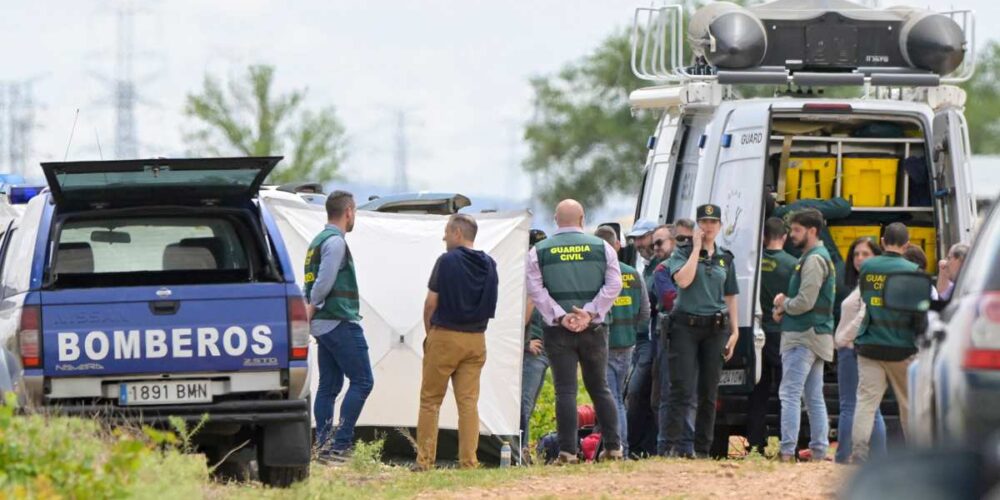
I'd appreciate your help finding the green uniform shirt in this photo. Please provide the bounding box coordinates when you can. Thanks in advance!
[666,243,739,316]
[526,308,544,342]
[759,248,797,334]
[535,232,608,315]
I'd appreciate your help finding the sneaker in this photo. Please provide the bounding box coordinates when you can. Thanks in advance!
[316,448,352,465]
[410,463,431,472]
[598,448,624,462]
[556,451,579,465]
[778,454,795,463]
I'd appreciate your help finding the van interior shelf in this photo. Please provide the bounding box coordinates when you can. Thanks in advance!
[769,135,924,144]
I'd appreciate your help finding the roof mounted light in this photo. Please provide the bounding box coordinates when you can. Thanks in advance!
[802,103,853,113]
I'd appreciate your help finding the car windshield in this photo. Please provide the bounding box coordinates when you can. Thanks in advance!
[956,206,1000,295]
[51,216,253,287]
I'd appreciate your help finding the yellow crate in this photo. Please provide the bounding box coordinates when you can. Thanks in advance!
[785,156,836,203]
[908,226,938,274]
[829,225,882,263]
[842,156,899,207]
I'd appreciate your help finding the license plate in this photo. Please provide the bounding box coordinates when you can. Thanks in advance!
[719,369,745,386]
[119,380,212,406]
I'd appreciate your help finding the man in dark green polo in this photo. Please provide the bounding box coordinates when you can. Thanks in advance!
[851,222,920,463]
[663,204,740,458]
[595,225,649,459]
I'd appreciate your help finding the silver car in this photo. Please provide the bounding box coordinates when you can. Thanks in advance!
[890,196,1000,445]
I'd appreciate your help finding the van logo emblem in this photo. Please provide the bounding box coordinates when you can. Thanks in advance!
[156,288,172,298]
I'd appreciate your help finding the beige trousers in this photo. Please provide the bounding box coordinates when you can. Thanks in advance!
[415,327,487,470]
[851,354,913,461]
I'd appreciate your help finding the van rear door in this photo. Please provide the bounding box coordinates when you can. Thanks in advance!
[708,102,771,389]
[932,109,977,247]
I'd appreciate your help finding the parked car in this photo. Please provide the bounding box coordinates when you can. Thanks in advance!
[886,194,1000,445]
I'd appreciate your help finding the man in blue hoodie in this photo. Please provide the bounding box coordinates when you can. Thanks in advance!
[415,214,499,471]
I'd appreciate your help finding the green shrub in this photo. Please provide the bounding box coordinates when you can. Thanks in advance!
[527,369,595,445]
[0,394,207,499]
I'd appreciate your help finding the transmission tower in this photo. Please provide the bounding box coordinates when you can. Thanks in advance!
[114,1,138,159]
[393,110,410,192]
[0,81,38,177]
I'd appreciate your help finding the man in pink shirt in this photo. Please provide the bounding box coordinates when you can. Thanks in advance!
[525,199,623,464]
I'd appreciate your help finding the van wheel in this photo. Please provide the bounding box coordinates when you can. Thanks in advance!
[259,463,309,488]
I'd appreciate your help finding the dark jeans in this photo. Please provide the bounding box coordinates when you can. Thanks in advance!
[544,324,620,454]
[664,319,728,456]
[314,322,375,453]
[626,334,657,456]
[520,350,549,448]
[656,327,696,456]
[747,330,782,453]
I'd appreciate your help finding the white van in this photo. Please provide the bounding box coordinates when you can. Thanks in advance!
[628,0,978,455]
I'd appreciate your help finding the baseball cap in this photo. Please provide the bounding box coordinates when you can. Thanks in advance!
[626,218,657,238]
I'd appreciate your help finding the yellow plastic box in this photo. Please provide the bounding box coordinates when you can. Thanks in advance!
[784,155,836,203]
[829,225,882,263]
[842,156,899,207]
[908,226,938,274]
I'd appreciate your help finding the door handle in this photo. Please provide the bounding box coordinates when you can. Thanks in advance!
[150,300,180,315]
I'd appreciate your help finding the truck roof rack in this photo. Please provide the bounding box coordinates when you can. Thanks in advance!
[631,0,976,87]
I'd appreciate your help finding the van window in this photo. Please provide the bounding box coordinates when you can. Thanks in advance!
[667,125,702,222]
[51,216,253,288]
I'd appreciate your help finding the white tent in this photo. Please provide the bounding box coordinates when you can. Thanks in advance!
[260,191,528,442]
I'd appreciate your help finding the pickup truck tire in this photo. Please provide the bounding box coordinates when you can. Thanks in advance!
[259,463,309,488]
[256,419,311,488]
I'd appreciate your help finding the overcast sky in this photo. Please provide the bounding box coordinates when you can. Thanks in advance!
[2,0,995,203]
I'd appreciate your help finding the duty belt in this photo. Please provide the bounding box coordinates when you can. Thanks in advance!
[671,311,728,329]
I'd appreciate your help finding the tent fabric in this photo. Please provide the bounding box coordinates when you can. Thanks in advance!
[261,191,529,437]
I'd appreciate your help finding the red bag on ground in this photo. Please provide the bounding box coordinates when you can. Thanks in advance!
[581,432,602,462]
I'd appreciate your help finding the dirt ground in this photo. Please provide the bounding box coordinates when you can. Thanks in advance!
[427,457,843,499]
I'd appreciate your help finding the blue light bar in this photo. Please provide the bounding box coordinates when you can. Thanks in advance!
[9,185,44,204]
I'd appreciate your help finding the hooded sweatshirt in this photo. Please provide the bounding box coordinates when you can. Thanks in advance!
[428,246,499,333]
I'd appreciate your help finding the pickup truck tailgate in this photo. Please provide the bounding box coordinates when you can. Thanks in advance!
[40,283,289,376]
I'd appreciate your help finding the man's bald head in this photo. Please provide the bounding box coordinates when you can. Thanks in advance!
[554,199,585,228]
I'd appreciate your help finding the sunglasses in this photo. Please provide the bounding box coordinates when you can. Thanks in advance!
[653,239,667,248]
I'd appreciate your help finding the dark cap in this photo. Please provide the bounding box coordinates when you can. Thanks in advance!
[529,229,548,247]
[696,204,722,221]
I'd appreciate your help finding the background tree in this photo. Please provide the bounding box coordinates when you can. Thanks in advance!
[962,41,1000,154]
[184,65,347,184]
[523,29,657,208]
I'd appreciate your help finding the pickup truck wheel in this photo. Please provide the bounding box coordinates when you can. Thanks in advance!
[259,463,309,488]
[256,418,311,488]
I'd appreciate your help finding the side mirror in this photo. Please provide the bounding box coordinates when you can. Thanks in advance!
[883,272,932,313]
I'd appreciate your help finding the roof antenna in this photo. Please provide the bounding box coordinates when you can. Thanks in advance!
[94,128,104,160]
[63,108,80,161]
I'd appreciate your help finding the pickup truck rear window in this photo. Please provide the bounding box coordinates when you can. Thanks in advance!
[51,216,255,288]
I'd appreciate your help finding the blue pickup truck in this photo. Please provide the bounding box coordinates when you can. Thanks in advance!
[0,157,311,486]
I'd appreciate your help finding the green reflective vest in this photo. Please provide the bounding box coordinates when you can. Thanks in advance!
[781,244,836,334]
[760,249,797,334]
[609,263,643,348]
[535,231,607,316]
[856,253,920,349]
[304,227,361,322]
